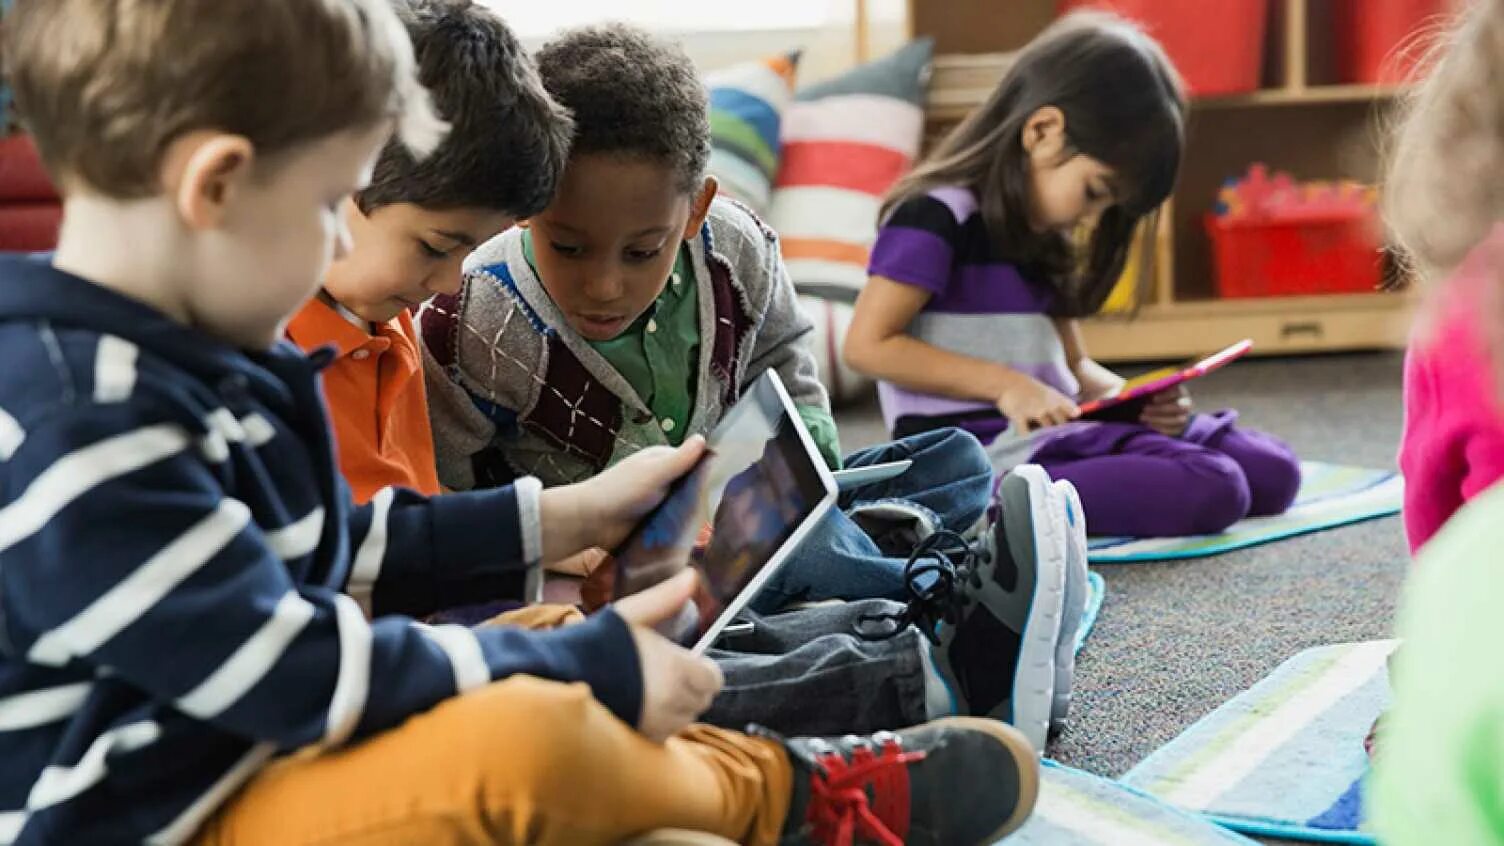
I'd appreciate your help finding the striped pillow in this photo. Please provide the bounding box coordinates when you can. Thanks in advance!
[770,39,933,303]
[705,52,800,215]
[799,295,869,407]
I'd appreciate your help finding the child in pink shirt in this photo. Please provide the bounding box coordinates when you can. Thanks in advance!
[1398,225,1504,552]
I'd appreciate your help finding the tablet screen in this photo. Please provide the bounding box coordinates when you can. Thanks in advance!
[608,375,829,642]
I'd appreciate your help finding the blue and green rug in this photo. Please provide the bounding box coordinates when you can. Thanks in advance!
[1088,462,1402,564]
[1002,760,1257,844]
[1122,640,1396,844]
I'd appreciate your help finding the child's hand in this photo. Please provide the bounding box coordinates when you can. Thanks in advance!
[996,375,1081,434]
[1074,357,1127,402]
[547,548,607,577]
[539,436,707,562]
[1141,386,1193,436]
[613,570,724,742]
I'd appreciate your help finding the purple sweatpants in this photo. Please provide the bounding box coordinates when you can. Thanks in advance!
[1028,410,1301,538]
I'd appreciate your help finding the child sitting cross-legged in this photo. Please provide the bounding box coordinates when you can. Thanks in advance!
[843,12,1303,540]
[422,23,1094,748]
[0,1,1038,843]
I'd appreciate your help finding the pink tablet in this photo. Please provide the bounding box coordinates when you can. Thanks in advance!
[1079,339,1254,420]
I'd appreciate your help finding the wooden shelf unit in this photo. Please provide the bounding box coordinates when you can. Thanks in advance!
[911,0,1417,362]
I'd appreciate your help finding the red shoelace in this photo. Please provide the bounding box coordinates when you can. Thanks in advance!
[805,737,928,846]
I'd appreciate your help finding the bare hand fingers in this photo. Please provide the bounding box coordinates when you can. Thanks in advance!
[616,570,699,627]
[692,656,725,698]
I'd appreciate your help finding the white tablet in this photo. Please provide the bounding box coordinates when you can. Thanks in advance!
[832,459,913,491]
[608,370,838,653]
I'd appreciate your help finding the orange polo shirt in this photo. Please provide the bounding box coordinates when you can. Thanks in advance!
[287,297,441,503]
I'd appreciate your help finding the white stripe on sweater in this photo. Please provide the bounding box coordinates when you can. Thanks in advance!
[177,592,315,719]
[323,593,372,747]
[240,413,276,447]
[0,810,24,844]
[415,623,491,694]
[347,487,393,611]
[92,335,138,403]
[147,742,276,846]
[28,500,251,667]
[199,410,278,463]
[0,424,190,554]
[0,406,24,461]
[263,508,325,561]
[27,720,160,811]
[0,683,91,732]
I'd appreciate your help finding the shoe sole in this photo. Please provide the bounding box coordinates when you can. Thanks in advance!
[922,716,1041,843]
[622,832,739,846]
[1051,480,1089,728]
[1000,465,1067,753]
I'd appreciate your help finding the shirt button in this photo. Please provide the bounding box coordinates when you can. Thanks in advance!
[647,319,658,334]
[660,418,676,433]
[351,349,371,361]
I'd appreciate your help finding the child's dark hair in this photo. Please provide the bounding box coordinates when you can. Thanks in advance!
[534,23,710,194]
[356,0,572,217]
[883,12,1185,317]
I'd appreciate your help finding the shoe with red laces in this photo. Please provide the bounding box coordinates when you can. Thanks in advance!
[769,716,1038,846]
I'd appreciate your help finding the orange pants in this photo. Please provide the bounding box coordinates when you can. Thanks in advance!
[194,607,793,845]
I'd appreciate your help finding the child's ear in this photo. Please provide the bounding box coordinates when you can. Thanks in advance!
[683,176,719,239]
[163,131,256,231]
[1021,106,1067,164]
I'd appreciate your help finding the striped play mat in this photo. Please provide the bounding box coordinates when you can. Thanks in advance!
[1002,760,1257,844]
[1122,640,1396,844]
[1088,461,1402,563]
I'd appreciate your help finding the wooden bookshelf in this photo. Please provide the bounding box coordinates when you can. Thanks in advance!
[911,0,1418,362]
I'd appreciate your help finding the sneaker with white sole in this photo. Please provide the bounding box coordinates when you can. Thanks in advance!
[773,716,1040,845]
[1049,479,1090,734]
[851,464,1070,753]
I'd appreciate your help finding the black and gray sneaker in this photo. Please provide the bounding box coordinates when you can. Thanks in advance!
[771,716,1039,846]
[853,464,1070,753]
[938,464,1067,752]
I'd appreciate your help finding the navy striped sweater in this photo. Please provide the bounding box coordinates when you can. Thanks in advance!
[0,257,641,844]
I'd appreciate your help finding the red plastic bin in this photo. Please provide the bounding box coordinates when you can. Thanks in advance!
[1057,0,1269,96]
[1206,213,1382,298]
[1332,0,1453,85]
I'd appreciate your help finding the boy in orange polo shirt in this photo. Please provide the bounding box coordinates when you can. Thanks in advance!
[287,0,571,503]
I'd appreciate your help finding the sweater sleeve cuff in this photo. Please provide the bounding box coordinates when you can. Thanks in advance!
[480,607,644,728]
[571,608,643,727]
[514,475,543,565]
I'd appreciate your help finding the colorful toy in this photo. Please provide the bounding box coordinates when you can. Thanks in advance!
[1206,164,1383,298]
[1213,163,1377,223]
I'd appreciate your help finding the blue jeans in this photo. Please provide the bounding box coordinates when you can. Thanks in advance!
[751,428,994,611]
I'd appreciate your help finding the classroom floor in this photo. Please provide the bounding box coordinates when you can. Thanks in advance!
[834,351,1410,781]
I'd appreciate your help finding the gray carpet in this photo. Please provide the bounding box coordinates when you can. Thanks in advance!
[833,351,1409,782]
